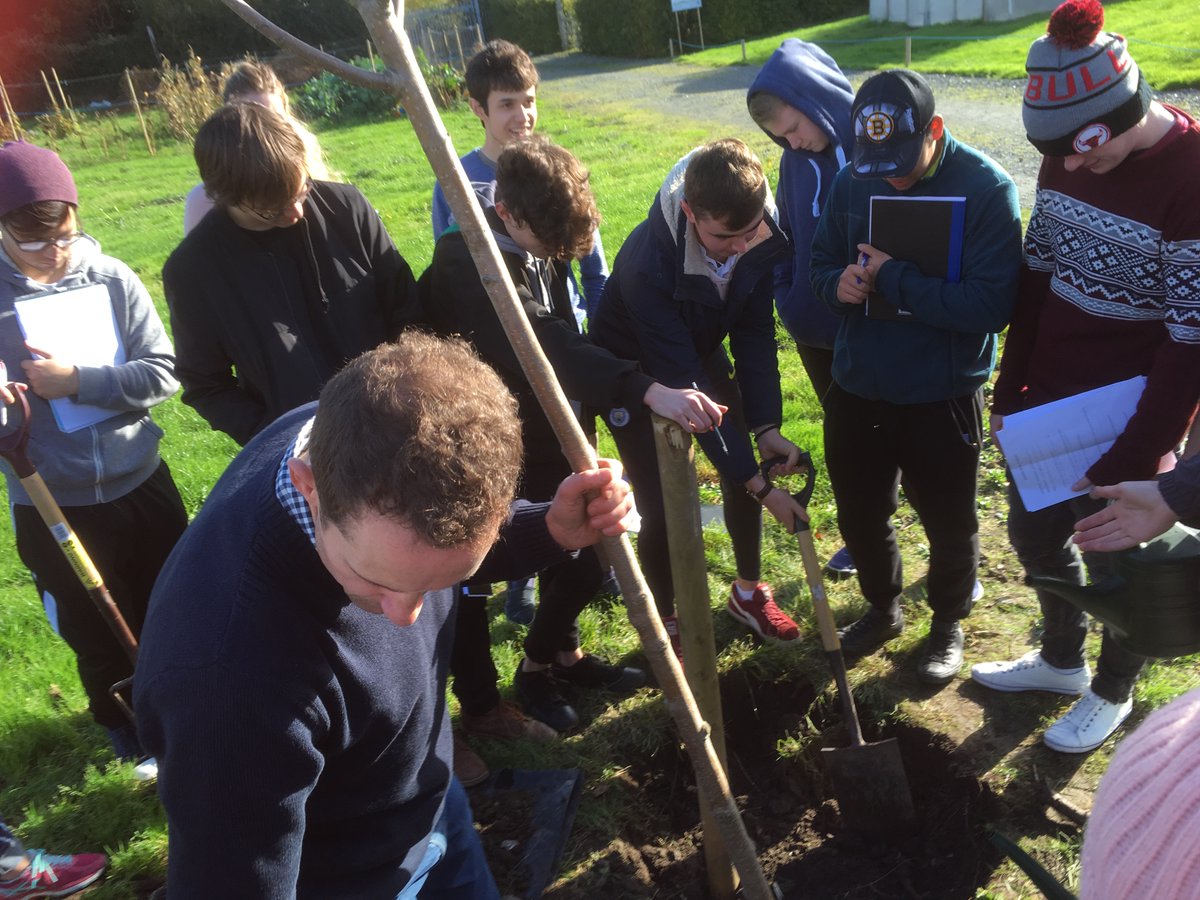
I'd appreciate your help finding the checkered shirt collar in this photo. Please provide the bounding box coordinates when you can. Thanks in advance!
[275,417,316,546]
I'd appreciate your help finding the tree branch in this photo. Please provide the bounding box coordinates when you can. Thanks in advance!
[221,0,395,93]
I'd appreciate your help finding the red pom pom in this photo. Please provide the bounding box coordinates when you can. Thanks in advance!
[1048,0,1105,49]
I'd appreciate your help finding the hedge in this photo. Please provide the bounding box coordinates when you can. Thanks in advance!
[578,0,864,59]
[480,0,563,56]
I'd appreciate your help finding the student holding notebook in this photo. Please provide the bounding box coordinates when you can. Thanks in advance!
[0,141,186,776]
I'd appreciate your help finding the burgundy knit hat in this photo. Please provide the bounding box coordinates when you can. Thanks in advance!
[0,141,79,220]
[1079,687,1200,899]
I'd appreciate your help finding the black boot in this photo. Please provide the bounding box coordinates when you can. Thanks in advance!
[838,606,904,658]
[917,620,964,685]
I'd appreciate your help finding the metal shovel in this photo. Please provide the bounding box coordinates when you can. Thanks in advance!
[0,382,138,720]
[763,454,915,835]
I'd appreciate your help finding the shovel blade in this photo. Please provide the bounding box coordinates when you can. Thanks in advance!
[822,738,915,835]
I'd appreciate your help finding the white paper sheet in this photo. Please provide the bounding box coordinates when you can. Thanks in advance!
[14,284,125,433]
[996,376,1147,512]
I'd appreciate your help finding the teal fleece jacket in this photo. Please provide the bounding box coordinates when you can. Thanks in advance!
[809,131,1022,403]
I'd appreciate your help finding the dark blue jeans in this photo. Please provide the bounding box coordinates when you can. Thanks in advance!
[397,778,498,899]
[1006,480,1145,703]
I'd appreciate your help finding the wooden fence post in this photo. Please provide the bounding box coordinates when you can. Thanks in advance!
[652,415,738,900]
[40,71,63,116]
[0,76,23,141]
[905,35,912,66]
[124,69,155,156]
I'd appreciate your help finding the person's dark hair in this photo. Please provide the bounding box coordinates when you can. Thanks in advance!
[465,39,538,111]
[746,91,787,131]
[193,102,307,212]
[683,138,768,230]
[222,58,288,112]
[1,201,74,235]
[308,332,523,547]
[495,135,598,261]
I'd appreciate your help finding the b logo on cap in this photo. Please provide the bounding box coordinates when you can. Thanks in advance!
[863,110,895,143]
[1073,123,1112,154]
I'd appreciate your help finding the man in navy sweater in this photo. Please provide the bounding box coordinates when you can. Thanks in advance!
[134,333,633,899]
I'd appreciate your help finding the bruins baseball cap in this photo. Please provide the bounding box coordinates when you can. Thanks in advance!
[850,69,936,180]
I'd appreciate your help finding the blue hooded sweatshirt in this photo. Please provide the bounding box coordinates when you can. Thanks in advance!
[748,40,854,349]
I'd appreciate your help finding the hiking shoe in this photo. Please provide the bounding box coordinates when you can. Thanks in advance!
[727,583,800,643]
[662,615,683,662]
[503,578,536,625]
[513,667,579,732]
[970,650,1090,695]
[551,654,646,694]
[452,730,489,788]
[838,606,904,657]
[917,620,964,685]
[461,701,557,743]
[1043,690,1133,754]
[824,546,857,580]
[0,849,107,898]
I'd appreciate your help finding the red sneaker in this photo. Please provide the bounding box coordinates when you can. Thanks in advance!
[0,849,107,898]
[727,582,800,643]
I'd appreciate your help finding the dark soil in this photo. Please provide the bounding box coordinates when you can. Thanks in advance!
[541,668,1006,899]
[474,788,539,897]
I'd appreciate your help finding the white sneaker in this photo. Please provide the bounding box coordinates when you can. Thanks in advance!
[132,757,159,783]
[970,650,1090,695]
[1043,690,1133,754]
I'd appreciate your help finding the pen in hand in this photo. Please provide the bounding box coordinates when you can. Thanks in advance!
[691,381,728,453]
[855,251,870,286]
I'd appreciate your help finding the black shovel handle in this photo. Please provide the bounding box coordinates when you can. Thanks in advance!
[759,451,816,532]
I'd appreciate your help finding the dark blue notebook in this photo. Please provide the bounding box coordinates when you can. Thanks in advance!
[865,195,966,320]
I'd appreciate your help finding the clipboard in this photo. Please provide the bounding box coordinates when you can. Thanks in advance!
[13,283,126,433]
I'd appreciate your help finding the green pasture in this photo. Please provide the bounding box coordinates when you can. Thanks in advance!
[689,0,1200,89]
[2,10,1199,895]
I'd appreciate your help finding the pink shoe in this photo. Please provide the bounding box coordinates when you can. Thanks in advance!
[0,849,107,898]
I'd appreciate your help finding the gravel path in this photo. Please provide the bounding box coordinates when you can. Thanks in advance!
[538,53,1200,210]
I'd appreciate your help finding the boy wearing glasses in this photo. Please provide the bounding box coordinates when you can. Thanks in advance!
[0,140,187,773]
[163,103,424,445]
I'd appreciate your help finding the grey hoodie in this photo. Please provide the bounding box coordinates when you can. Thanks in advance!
[0,234,177,507]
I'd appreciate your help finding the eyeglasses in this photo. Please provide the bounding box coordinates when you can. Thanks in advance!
[7,232,84,252]
[246,179,313,222]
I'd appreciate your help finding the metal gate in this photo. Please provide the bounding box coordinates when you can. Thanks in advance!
[405,2,485,69]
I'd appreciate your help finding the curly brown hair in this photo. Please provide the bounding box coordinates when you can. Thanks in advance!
[495,135,599,261]
[308,332,524,548]
[683,138,768,231]
[465,40,539,112]
[193,102,307,213]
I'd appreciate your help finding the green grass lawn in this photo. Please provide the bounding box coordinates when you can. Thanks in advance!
[2,10,1199,895]
[688,0,1200,89]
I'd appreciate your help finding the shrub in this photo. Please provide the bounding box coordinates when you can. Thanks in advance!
[480,0,562,55]
[416,48,468,110]
[154,50,221,142]
[291,57,399,125]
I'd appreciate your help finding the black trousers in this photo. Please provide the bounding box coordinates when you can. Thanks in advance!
[1005,482,1145,703]
[450,447,604,716]
[823,384,982,622]
[14,461,187,730]
[795,342,835,409]
[607,354,762,617]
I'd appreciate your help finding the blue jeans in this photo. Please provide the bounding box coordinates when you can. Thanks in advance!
[397,778,498,900]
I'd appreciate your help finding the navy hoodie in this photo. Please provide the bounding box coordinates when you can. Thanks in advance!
[748,40,854,349]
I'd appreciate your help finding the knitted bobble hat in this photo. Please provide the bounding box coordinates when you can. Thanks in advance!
[0,140,78,220]
[1079,687,1200,899]
[1022,0,1153,156]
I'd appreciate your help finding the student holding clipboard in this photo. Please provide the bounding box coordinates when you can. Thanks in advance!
[0,141,186,775]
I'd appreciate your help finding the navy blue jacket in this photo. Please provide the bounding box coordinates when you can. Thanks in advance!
[589,150,789,483]
[749,39,855,350]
